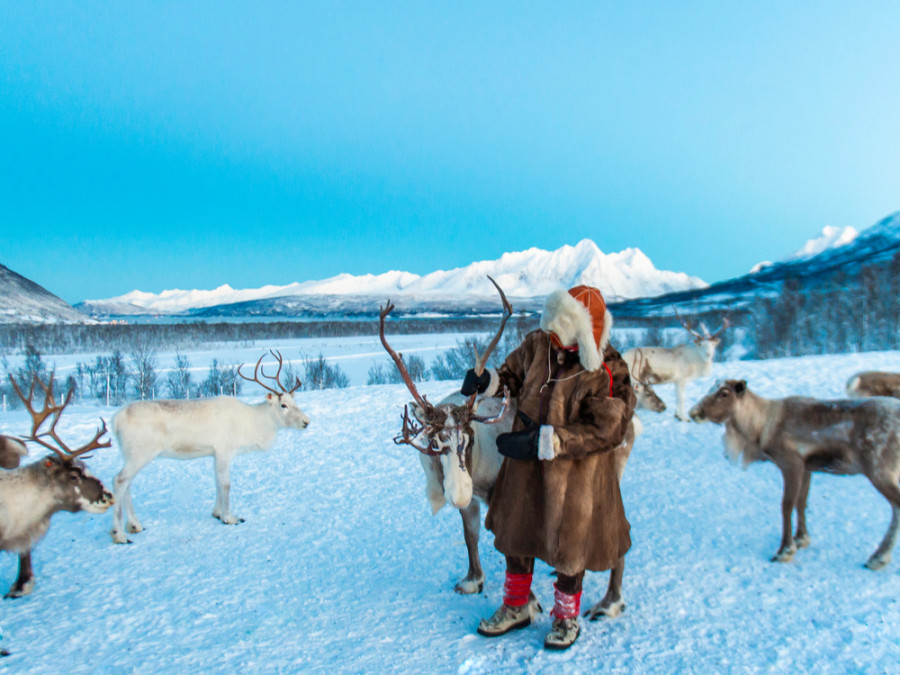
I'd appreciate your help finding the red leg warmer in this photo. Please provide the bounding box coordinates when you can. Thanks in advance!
[503,572,533,607]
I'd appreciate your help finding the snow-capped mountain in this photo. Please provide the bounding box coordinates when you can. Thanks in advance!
[751,224,859,273]
[80,240,708,318]
[0,263,94,324]
[616,211,900,319]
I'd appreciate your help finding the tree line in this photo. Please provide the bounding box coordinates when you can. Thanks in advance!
[0,344,352,410]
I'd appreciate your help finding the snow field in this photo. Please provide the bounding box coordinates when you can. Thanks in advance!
[1,348,900,672]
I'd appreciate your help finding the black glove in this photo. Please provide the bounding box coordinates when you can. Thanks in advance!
[461,368,491,396]
[496,428,539,460]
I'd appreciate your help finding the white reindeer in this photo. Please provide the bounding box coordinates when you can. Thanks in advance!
[690,379,900,569]
[2,376,113,597]
[380,283,512,595]
[623,311,729,421]
[110,351,309,543]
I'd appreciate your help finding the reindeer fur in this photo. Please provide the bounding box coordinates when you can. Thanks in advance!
[110,393,309,543]
[691,379,900,569]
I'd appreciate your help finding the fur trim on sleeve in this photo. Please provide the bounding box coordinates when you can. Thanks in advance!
[483,368,501,398]
[538,425,558,461]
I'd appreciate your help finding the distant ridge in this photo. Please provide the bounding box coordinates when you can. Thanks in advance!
[610,211,900,319]
[0,263,94,324]
[80,239,708,318]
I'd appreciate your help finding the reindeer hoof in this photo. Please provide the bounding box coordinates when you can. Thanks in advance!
[585,600,625,621]
[126,522,144,534]
[795,533,811,549]
[455,578,484,595]
[111,530,131,545]
[215,514,245,525]
[865,555,890,571]
[4,581,34,599]
[770,548,796,563]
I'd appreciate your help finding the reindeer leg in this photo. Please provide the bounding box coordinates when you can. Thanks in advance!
[864,480,900,570]
[794,470,812,548]
[213,453,243,524]
[771,463,803,562]
[5,551,35,598]
[585,556,626,620]
[675,382,688,421]
[455,501,484,594]
[111,457,151,544]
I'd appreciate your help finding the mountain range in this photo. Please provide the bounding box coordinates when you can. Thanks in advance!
[1,214,895,324]
[76,239,707,319]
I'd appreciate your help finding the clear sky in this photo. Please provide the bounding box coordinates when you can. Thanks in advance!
[1,2,898,304]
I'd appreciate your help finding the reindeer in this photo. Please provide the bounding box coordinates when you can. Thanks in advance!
[383,277,638,619]
[690,379,900,569]
[110,351,309,543]
[1,375,113,597]
[628,350,666,413]
[623,311,729,421]
[380,278,513,595]
[846,371,900,400]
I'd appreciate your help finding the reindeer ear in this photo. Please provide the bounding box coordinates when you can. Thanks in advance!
[734,380,746,396]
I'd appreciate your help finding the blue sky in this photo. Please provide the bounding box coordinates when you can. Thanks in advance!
[1,2,898,304]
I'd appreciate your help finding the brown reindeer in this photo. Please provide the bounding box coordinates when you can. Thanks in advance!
[690,379,900,569]
[846,371,900,400]
[1,375,113,597]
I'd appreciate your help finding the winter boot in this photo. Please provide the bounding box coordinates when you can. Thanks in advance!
[543,583,582,650]
[477,573,542,637]
[477,592,543,637]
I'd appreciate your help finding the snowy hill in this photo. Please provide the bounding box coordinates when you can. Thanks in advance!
[79,240,707,318]
[0,263,93,325]
[613,211,900,320]
[750,224,859,273]
[2,343,900,672]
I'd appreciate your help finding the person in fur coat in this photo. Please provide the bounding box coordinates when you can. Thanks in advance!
[461,285,635,650]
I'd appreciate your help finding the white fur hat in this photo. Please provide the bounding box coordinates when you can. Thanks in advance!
[540,285,612,372]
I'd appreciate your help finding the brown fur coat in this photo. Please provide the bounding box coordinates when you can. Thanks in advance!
[484,330,635,575]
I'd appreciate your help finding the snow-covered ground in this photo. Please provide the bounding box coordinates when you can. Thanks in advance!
[3,344,900,673]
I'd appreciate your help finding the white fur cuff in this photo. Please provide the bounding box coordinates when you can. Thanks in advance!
[483,368,502,398]
[538,425,557,461]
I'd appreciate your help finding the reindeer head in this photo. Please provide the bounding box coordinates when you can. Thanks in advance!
[9,374,115,513]
[689,379,747,424]
[676,309,730,357]
[238,350,310,430]
[380,277,512,509]
[634,381,666,413]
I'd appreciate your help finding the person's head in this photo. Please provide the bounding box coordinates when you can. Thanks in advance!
[540,285,612,372]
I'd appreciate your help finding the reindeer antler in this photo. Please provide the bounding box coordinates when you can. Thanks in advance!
[708,317,731,340]
[393,405,441,456]
[674,307,704,340]
[9,374,111,462]
[239,350,301,394]
[675,308,730,342]
[471,276,513,377]
[379,300,430,411]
